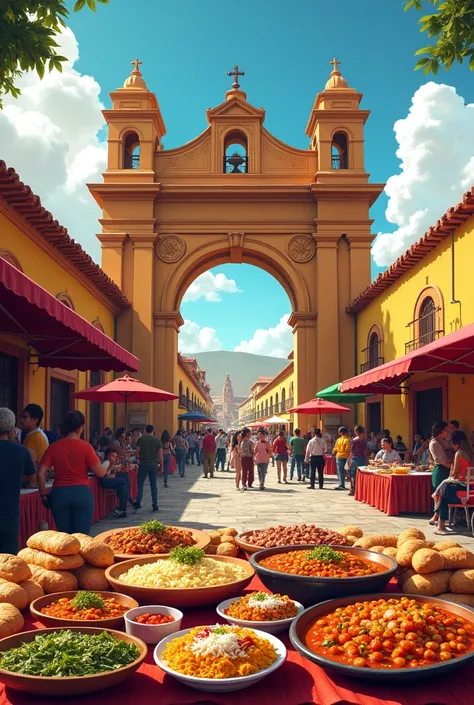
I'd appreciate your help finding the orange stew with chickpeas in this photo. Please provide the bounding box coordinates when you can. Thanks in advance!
[305,597,474,669]
[41,592,128,621]
[259,547,385,578]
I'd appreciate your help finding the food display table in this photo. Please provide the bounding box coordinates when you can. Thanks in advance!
[0,575,472,705]
[355,467,432,516]
[324,454,336,475]
[19,470,138,548]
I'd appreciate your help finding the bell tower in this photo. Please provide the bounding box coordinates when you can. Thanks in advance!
[306,58,369,181]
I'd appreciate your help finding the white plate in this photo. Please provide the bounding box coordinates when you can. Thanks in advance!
[154,626,286,692]
[216,596,304,634]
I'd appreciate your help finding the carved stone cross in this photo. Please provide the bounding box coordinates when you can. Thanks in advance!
[329,57,341,73]
[131,58,142,73]
[227,64,245,90]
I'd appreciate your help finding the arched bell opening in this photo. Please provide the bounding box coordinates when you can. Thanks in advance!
[223,130,248,173]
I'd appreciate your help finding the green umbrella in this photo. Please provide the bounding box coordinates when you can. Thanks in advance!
[316,382,372,405]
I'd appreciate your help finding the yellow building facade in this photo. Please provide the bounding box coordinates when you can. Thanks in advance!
[177,355,213,429]
[345,188,474,443]
[89,59,384,434]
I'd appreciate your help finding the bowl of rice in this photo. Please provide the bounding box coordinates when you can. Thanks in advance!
[216,592,304,634]
[105,547,254,607]
[154,624,286,692]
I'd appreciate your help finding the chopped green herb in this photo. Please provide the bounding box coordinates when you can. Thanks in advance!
[0,630,139,677]
[306,546,344,563]
[71,591,104,611]
[321,638,338,647]
[252,592,269,602]
[169,546,205,565]
[140,520,165,535]
[212,626,230,635]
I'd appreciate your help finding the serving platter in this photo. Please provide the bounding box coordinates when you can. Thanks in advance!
[0,626,147,696]
[216,596,304,634]
[94,525,211,562]
[30,590,139,629]
[250,545,397,603]
[290,593,474,682]
[105,554,254,607]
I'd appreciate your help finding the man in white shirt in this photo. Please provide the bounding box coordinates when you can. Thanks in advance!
[304,429,327,490]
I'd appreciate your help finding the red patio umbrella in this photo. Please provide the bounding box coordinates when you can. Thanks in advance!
[288,398,350,415]
[72,374,178,426]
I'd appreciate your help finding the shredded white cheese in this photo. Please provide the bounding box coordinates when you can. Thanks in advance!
[247,594,287,610]
[189,628,247,659]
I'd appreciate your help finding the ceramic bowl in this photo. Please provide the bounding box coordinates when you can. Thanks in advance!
[154,626,286,692]
[124,605,183,644]
[250,545,397,604]
[216,596,304,634]
[94,525,211,562]
[290,593,474,682]
[234,530,266,558]
[30,591,139,630]
[0,626,147,696]
[105,554,255,607]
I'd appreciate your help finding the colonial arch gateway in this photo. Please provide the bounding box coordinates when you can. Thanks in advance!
[89,59,384,433]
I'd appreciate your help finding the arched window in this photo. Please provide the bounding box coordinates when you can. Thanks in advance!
[275,392,279,412]
[419,297,436,346]
[368,332,380,369]
[223,130,248,173]
[178,381,183,404]
[56,292,75,310]
[0,250,22,271]
[186,386,190,409]
[265,400,269,417]
[289,382,294,405]
[331,132,348,169]
[281,388,286,410]
[123,131,140,169]
[91,317,105,333]
[270,396,273,415]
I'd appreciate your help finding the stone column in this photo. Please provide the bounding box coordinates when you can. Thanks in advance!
[315,235,340,386]
[289,312,318,430]
[153,311,183,434]
[97,233,126,289]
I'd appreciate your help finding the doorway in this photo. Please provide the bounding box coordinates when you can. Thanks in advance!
[415,387,443,438]
[0,352,18,416]
[50,377,72,433]
[367,401,381,434]
[89,370,103,441]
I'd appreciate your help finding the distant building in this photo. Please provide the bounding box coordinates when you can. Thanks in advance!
[212,372,245,428]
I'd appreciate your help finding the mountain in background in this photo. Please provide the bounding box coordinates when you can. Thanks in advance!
[183,351,289,398]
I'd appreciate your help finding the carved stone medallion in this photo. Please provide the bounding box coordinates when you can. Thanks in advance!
[156,235,186,263]
[287,235,315,263]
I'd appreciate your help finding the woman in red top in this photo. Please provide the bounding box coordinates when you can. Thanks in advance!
[434,430,474,535]
[273,430,289,484]
[37,410,105,534]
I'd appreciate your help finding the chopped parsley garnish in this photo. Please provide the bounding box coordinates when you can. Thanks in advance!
[212,626,230,635]
[306,546,344,563]
[140,520,166,535]
[322,638,338,647]
[71,591,104,611]
[169,546,205,565]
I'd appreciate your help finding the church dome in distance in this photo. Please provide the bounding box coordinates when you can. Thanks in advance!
[123,58,147,89]
[324,57,349,90]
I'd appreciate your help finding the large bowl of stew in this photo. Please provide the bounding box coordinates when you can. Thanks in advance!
[249,545,397,604]
[290,593,474,681]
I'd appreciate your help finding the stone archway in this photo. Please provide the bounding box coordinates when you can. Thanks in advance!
[90,59,384,432]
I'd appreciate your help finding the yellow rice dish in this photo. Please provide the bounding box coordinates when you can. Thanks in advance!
[119,557,247,589]
[161,625,277,678]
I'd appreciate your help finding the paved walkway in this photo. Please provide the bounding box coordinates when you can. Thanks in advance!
[90,463,474,549]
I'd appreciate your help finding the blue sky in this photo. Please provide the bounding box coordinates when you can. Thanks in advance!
[2,1,472,355]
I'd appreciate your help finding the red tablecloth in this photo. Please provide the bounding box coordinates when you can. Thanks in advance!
[19,472,139,548]
[324,454,336,475]
[0,575,471,705]
[355,468,432,516]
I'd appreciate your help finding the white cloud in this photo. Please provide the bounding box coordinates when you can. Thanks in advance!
[234,314,292,358]
[0,27,106,262]
[179,319,222,353]
[372,82,474,267]
[183,271,241,302]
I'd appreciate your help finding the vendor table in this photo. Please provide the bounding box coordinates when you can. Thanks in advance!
[324,454,336,475]
[19,469,138,548]
[0,575,471,705]
[355,467,432,516]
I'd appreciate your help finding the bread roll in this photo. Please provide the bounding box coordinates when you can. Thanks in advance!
[396,539,427,568]
[71,534,114,568]
[216,542,238,557]
[73,565,110,591]
[27,531,80,556]
[18,547,84,571]
[382,547,398,560]
[18,579,45,604]
[397,528,426,547]
[218,528,238,537]
[411,548,445,574]
[0,555,31,583]
[440,548,474,570]
[403,570,451,596]
[28,565,78,594]
[339,526,364,539]
[0,604,24,638]
[449,569,474,594]
[433,541,461,552]
[0,578,28,610]
[206,531,222,545]
[353,535,387,549]
[205,543,217,554]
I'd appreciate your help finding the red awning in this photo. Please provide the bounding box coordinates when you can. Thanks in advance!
[0,257,138,372]
[341,323,474,395]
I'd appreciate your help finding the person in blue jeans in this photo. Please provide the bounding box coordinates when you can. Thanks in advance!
[135,425,163,511]
[215,429,228,471]
[289,428,306,481]
[161,430,173,488]
[332,426,351,491]
[173,430,188,477]
[347,425,368,496]
[99,448,131,518]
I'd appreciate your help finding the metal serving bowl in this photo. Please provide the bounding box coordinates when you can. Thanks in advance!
[290,593,474,681]
[249,545,397,604]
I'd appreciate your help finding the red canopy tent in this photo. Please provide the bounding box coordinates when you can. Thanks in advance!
[288,398,350,414]
[72,375,178,425]
[0,257,138,372]
[341,322,474,395]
